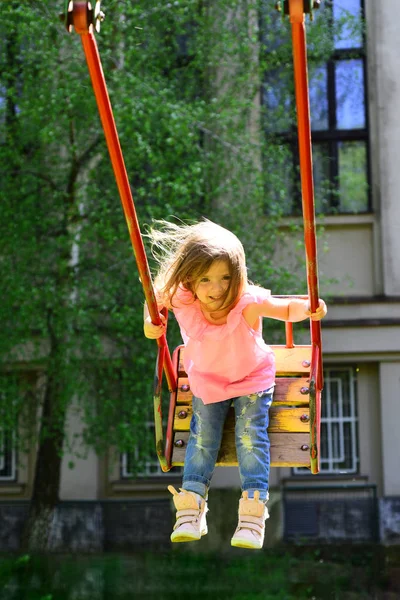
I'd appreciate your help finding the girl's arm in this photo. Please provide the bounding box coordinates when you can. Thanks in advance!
[243,295,327,328]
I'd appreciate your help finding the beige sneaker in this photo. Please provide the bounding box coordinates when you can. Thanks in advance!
[168,485,208,543]
[231,490,269,550]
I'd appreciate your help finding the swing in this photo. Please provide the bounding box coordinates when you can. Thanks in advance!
[63,0,323,474]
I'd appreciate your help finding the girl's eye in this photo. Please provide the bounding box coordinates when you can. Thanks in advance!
[223,275,231,281]
[199,278,209,283]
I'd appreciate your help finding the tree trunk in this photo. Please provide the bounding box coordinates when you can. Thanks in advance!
[21,368,66,552]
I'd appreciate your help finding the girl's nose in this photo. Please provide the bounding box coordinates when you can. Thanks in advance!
[211,283,223,296]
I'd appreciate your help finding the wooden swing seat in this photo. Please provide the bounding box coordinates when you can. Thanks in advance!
[170,344,313,469]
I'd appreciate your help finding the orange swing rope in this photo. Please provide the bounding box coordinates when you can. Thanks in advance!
[288,0,323,472]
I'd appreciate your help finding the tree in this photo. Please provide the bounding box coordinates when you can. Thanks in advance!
[0,0,339,550]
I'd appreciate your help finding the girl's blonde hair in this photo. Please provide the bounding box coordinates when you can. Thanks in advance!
[146,219,248,309]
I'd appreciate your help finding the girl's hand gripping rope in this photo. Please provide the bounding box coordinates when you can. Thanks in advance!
[307,299,327,321]
[144,312,167,339]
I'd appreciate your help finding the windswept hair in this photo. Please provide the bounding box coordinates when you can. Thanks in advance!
[145,219,248,309]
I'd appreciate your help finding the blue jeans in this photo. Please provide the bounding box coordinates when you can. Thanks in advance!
[182,389,273,501]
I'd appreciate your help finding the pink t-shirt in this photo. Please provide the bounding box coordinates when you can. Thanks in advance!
[171,285,276,404]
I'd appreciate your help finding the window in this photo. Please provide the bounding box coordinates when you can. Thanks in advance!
[294,366,359,475]
[122,449,162,478]
[0,373,25,483]
[262,0,369,215]
[0,429,16,481]
[121,422,182,478]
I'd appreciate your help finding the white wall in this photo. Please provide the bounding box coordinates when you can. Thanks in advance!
[60,403,99,500]
[366,0,400,296]
[379,362,400,496]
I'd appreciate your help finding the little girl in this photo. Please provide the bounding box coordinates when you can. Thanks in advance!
[144,219,326,550]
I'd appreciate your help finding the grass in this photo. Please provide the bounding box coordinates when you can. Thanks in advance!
[0,545,399,600]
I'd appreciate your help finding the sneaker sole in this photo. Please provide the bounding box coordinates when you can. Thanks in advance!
[231,537,262,550]
[171,528,208,543]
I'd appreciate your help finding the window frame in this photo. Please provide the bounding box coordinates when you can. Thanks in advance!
[261,0,370,215]
[121,421,182,479]
[293,366,359,476]
[0,429,17,482]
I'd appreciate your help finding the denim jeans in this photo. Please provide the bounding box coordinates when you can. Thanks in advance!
[182,389,273,501]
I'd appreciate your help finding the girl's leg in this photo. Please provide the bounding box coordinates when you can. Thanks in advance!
[233,390,274,501]
[182,395,231,498]
[231,390,273,549]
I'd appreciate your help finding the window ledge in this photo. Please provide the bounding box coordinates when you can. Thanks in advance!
[0,483,27,497]
[283,475,369,486]
[109,477,180,496]
[317,213,375,226]
[279,213,375,227]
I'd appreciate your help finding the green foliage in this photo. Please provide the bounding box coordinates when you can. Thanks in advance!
[0,546,389,599]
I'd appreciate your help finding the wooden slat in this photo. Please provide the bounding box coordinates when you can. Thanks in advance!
[174,405,193,429]
[269,433,311,467]
[269,407,310,432]
[171,432,311,468]
[174,406,310,433]
[176,376,310,406]
[177,348,186,376]
[176,377,192,404]
[178,345,312,378]
[273,377,310,404]
[271,345,312,375]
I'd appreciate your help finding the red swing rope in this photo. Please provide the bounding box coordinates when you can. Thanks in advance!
[289,0,324,473]
[65,2,176,393]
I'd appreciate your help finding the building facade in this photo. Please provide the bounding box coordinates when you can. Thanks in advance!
[1,0,399,547]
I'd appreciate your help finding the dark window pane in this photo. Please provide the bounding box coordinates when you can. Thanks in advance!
[265,144,295,215]
[336,59,365,129]
[262,69,292,134]
[332,422,342,460]
[338,141,368,212]
[333,0,363,50]
[321,422,328,456]
[261,9,291,51]
[309,65,328,131]
[331,380,340,419]
[0,430,15,480]
[343,423,354,469]
[312,143,332,214]
[341,370,352,417]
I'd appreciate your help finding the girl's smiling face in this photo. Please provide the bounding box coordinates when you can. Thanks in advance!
[194,260,231,312]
